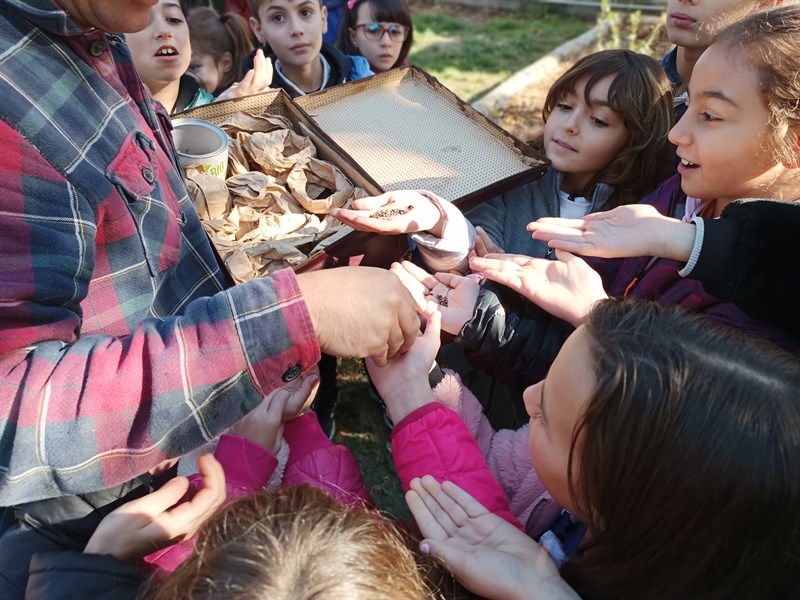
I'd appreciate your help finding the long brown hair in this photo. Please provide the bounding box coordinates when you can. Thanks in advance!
[543,49,674,207]
[714,4,800,167]
[560,300,800,599]
[140,485,436,599]
[187,7,254,94]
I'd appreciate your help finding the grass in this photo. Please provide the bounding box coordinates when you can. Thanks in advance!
[408,6,593,102]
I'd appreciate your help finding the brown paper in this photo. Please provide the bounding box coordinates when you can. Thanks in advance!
[184,165,231,220]
[242,129,316,180]
[184,111,365,280]
[286,157,353,214]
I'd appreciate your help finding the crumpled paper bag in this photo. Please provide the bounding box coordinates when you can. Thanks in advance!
[184,165,231,220]
[286,157,353,214]
[183,110,367,280]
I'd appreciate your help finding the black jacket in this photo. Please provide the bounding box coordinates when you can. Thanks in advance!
[691,199,800,340]
[456,280,574,390]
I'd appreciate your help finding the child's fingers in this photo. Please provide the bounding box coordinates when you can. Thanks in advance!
[390,262,429,312]
[117,475,191,518]
[406,487,449,542]
[399,260,439,290]
[156,455,225,538]
[441,480,490,519]
[414,476,460,536]
[432,271,468,288]
[424,478,471,528]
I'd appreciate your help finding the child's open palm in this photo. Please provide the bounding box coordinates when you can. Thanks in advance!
[389,261,479,335]
[407,476,579,600]
[330,191,443,236]
[217,49,274,101]
[469,250,607,327]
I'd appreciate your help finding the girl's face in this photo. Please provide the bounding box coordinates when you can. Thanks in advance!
[348,3,407,72]
[524,326,595,517]
[252,0,327,70]
[127,0,191,92]
[543,75,630,193]
[190,52,224,94]
[665,0,760,50]
[670,42,798,205]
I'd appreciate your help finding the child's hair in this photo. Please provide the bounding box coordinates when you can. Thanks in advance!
[714,4,800,167]
[561,300,800,599]
[141,485,436,600]
[337,0,414,68]
[247,0,324,19]
[187,7,255,94]
[543,49,674,207]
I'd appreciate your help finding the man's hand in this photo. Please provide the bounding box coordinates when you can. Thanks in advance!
[389,261,479,335]
[296,266,419,366]
[469,251,607,327]
[84,454,226,563]
[229,368,319,453]
[330,191,445,237]
[407,476,580,600]
[216,49,273,101]
[528,204,694,261]
[366,307,440,424]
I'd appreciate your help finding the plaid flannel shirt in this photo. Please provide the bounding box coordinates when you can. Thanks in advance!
[0,0,320,506]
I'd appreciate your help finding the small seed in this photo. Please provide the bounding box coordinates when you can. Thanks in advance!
[371,205,415,220]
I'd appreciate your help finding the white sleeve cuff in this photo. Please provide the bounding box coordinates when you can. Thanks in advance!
[678,218,704,278]
[409,191,476,273]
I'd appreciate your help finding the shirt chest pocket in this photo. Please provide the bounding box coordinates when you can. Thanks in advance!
[106,131,184,276]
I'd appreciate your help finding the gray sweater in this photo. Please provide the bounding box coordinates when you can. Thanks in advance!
[411,168,614,272]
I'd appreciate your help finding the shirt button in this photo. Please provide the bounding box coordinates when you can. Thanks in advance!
[141,167,155,184]
[89,40,106,57]
[282,365,301,382]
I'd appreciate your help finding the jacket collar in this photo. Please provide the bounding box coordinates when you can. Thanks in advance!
[4,0,89,35]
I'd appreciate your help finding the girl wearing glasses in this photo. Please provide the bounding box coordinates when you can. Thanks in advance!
[338,0,413,72]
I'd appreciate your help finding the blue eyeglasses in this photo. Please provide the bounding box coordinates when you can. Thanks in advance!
[352,22,410,42]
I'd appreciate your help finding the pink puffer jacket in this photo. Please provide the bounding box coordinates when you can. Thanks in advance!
[431,370,563,539]
[391,402,523,530]
[144,412,372,571]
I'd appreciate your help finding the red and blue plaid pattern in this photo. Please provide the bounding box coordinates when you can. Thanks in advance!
[0,0,319,505]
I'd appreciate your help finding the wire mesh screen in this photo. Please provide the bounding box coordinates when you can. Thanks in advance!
[297,67,545,201]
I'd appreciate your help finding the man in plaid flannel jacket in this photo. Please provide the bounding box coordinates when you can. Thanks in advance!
[0,0,417,510]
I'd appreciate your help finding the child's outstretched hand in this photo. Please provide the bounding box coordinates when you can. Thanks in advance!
[527,204,694,261]
[407,476,580,600]
[216,49,274,101]
[83,454,225,563]
[366,308,441,424]
[229,369,320,453]
[469,250,607,327]
[474,226,504,257]
[330,191,445,237]
[389,261,480,335]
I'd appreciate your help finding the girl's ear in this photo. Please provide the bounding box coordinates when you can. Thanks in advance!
[249,16,266,45]
[219,51,234,75]
[321,5,328,34]
[349,27,359,48]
